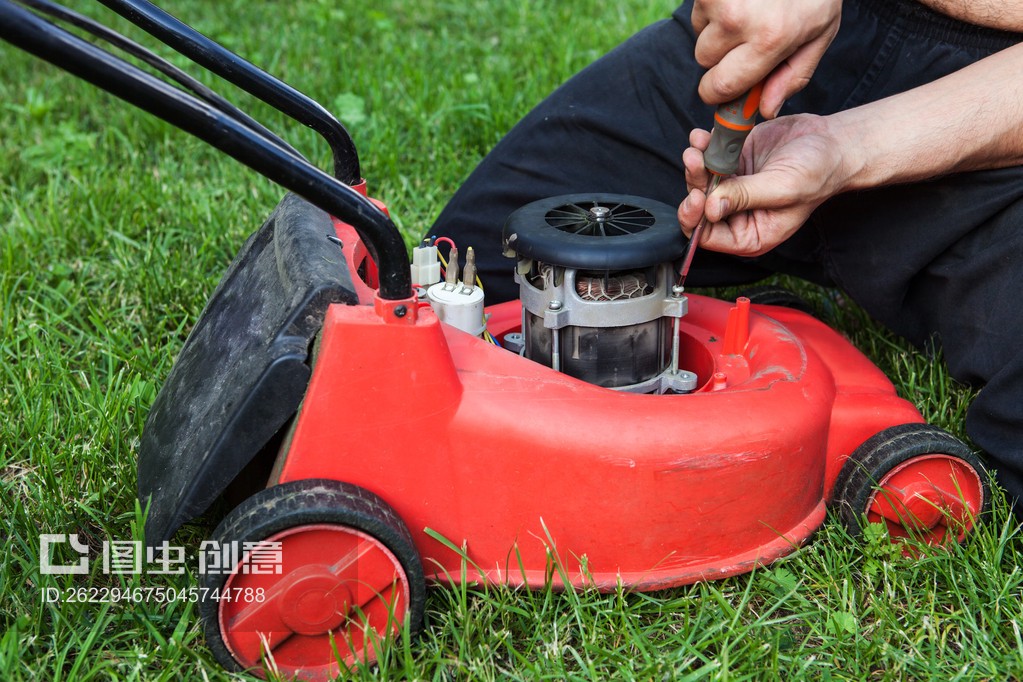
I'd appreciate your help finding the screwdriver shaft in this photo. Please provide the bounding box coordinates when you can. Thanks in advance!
[677,173,721,289]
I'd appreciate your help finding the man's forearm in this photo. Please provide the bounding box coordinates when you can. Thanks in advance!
[832,42,1023,193]
[915,1,1023,32]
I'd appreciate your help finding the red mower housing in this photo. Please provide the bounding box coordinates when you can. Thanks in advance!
[139,189,988,680]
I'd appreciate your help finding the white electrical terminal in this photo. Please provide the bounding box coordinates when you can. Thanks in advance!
[410,243,441,287]
[427,245,486,336]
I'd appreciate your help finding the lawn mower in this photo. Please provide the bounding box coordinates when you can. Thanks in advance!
[1,1,991,680]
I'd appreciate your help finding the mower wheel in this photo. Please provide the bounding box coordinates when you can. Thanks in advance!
[736,285,814,315]
[200,478,425,681]
[832,423,989,545]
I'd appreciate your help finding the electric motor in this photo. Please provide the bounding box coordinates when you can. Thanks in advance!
[503,194,697,393]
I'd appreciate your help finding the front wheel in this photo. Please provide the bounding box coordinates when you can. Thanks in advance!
[832,423,989,545]
[200,478,425,681]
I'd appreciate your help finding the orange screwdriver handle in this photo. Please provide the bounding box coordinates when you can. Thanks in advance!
[703,82,763,177]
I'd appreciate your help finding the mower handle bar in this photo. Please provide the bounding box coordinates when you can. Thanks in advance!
[0,0,412,300]
[13,0,305,164]
[97,0,362,186]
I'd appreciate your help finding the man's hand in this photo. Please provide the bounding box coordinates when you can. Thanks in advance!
[678,114,849,256]
[678,40,1023,258]
[691,0,842,117]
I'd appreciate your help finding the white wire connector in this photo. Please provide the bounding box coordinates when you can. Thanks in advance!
[410,243,441,287]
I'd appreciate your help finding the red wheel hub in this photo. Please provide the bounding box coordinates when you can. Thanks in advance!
[277,566,352,635]
[866,454,984,544]
[219,524,409,681]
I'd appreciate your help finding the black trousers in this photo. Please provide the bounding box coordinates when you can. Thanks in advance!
[430,0,1023,512]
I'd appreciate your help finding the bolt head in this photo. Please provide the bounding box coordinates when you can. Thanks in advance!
[548,300,563,311]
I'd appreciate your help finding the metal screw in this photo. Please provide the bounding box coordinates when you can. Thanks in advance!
[548,300,563,311]
[394,305,407,318]
[672,285,685,298]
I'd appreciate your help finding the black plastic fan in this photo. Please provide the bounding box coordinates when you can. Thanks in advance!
[504,193,686,270]
[544,201,655,237]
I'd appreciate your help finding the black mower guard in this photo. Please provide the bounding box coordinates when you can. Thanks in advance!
[138,194,357,545]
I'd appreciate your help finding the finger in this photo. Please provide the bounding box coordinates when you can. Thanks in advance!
[676,187,707,235]
[760,38,833,117]
[693,22,738,70]
[698,42,778,104]
[690,1,708,34]
[705,176,746,223]
[705,172,790,223]
[760,68,792,120]
[682,147,709,192]
[697,218,731,249]
[689,127,711,150]
[698,215,765,255]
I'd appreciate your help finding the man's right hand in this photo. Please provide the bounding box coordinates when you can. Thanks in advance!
[678,114,850,257]
[691,0,843,118]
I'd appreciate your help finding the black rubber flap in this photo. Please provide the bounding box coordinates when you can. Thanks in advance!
[138,193,358,545]
[502,193,686,270]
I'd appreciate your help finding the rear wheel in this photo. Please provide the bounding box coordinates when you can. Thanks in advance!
[833,423,989,545]
[201,478,425,681]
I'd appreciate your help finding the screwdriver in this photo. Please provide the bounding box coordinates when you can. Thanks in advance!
[677,82,764,288]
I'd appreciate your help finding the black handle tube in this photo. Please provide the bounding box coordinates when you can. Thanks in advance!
[0,2,411,299]
[13,0,304,163]
[96,0,361,185]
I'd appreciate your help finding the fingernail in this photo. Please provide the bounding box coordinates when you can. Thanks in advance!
[717,197,730,217]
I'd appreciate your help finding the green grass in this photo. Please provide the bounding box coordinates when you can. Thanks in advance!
[2,1,1022,680]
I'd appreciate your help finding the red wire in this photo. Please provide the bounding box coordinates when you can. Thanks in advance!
[432,236,457,255]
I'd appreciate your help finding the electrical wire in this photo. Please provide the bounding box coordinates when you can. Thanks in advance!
[432,236,457,254]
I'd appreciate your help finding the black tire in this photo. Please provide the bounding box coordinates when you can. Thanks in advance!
[200,478,425,677]
[832,423,989,541]
[737,285,815,315]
